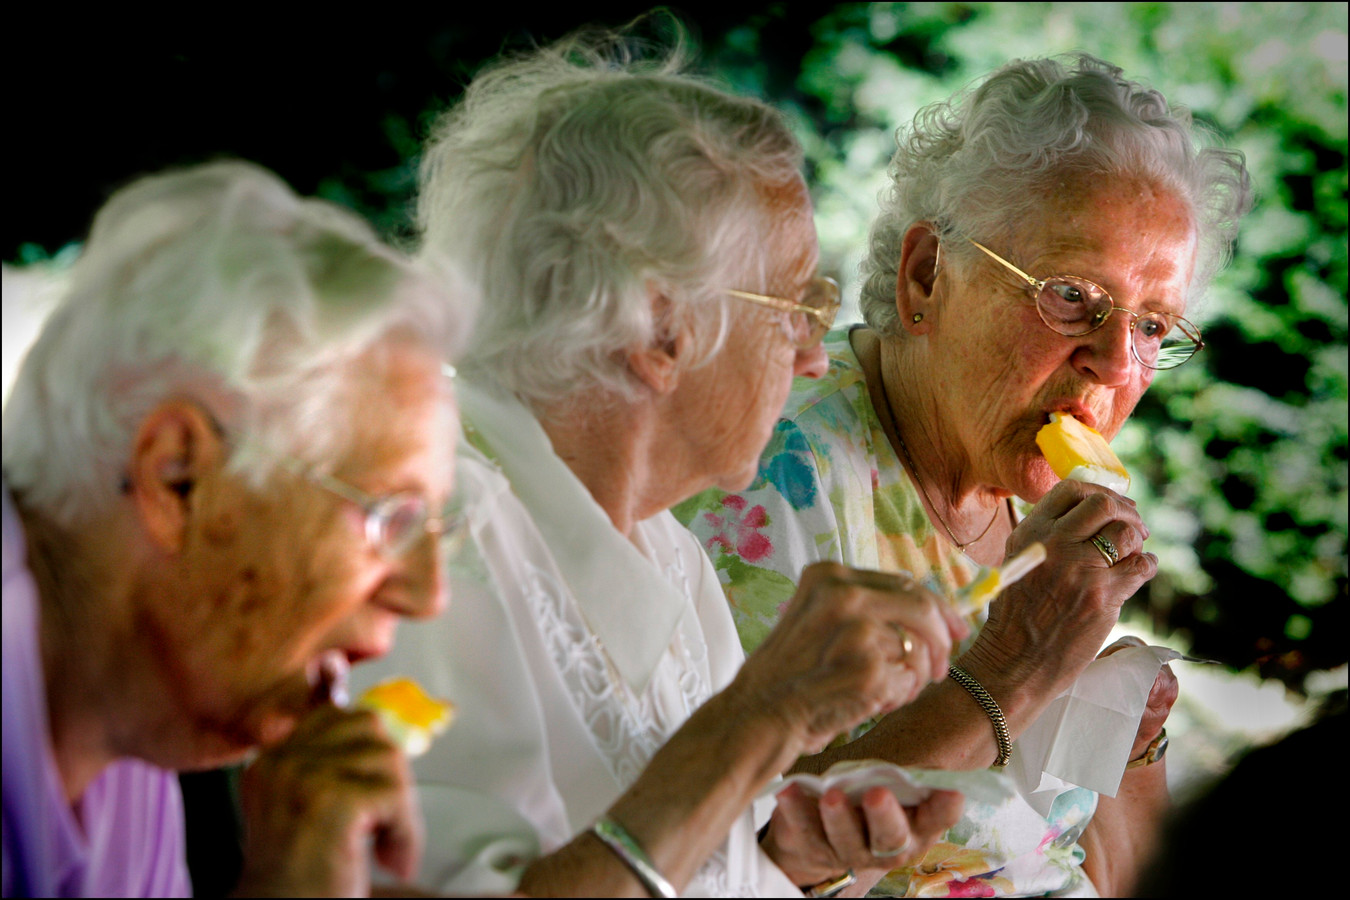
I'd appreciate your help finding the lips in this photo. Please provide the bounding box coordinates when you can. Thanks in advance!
[1043,401,1097,431]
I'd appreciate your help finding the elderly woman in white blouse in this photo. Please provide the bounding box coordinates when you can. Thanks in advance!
[350,26,969,900]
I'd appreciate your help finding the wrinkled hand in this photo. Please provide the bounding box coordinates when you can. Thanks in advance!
[235,705,422,898]
[1098,636,1179,760]
[732,562,969,758]
[761,783,963,889]
[971,480,1157,693]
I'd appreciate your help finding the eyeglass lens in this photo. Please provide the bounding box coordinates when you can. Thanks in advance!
[1034,277,1199,369]
[369,493,469,559]
[792,279,840,347]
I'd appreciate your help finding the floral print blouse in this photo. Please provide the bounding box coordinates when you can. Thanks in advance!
[673,329,1098,897]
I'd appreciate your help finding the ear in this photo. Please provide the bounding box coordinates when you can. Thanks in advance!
[895,223,941,336]
[625,284,685,395]
[124,401,228,554]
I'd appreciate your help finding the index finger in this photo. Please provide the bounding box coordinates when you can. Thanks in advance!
[846,578,955,685]
[1028,478,1135,523]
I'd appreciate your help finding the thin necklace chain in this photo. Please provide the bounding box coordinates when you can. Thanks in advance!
[876,355,1002,553]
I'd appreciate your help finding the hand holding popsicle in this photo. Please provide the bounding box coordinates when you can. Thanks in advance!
[314,650,456,758]
[234,656,453,895]
[963,474,1157,705]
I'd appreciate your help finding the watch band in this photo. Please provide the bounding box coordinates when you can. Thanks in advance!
[1125,728,1169,769]
[802,869,857,898]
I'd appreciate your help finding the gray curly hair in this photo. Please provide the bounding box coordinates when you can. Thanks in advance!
[859,53,1253,336]
[416,23,805,409]
[3,160,468,529]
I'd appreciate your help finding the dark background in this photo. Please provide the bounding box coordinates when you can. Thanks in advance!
[7,4,802,257]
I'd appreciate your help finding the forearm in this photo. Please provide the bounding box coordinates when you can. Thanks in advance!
[1079,762,1170,896]
[792,647,1070,775]
[519,691,798,896]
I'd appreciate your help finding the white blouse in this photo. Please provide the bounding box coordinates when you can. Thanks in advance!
[351,377,801,897]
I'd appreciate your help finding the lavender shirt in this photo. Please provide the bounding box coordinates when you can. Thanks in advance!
[2,486,191,897]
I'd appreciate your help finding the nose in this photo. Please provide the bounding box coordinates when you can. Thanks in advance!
[794,339,829,379]
[393,531,448,620]
[1072,312,1136,387]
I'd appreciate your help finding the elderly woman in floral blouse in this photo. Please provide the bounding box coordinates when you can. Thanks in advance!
[677,54,1252,897]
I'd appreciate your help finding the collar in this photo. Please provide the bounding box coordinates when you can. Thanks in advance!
[456,379,687,695]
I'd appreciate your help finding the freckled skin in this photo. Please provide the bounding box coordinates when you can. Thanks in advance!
[917,176,1197,505]
[676,177,829,496]
[136,345,454,768]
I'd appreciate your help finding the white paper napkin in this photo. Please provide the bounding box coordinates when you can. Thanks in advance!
[1011,642,1185,803]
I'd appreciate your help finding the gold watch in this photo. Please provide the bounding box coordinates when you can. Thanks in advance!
[802,869,857,898]
[1125,728,1169,769]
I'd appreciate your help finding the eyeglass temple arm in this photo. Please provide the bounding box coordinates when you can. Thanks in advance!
[277,455,374,509]
[968,240,1042,290]
[724,289,828,324]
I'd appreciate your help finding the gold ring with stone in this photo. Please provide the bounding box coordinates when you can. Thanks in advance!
[1089,532,1120,567]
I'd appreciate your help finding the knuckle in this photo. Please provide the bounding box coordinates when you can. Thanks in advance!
[805,560,850,583]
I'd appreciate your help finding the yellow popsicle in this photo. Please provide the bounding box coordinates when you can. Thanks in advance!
[358,677,455,758]
[952,542,1047,616]
[1035,413,1130,494]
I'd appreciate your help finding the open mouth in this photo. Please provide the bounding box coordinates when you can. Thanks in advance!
[1043,403,1095,431]
[307,650,351,706]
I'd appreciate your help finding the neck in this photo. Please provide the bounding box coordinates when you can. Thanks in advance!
[537,392,685,541]
[853,329,1011,564]
[19,500,142,804]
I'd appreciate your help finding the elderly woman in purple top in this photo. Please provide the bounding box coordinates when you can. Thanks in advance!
[1,161,467,896]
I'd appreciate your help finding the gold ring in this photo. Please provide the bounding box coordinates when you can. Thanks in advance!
[1089,533,1120,567]
[895,625,915,659]
[872,837,913,858]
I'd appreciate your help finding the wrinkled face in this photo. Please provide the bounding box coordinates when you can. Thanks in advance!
[677,177,829,494]
[150,343,455,765]
[927,177,1196,502]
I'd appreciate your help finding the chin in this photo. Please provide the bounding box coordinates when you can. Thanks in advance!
[1017,460,1062,503]
[715,461,762,494]
[158,725,261,773]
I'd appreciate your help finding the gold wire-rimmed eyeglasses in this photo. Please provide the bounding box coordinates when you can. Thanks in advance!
[725,276,842,349]
[967,239,1204,370]
[277,457,468,561]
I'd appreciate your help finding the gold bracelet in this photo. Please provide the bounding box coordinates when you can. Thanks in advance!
[948,665,1012,768]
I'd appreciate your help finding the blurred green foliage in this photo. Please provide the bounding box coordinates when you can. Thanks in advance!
[697,2,1348,693]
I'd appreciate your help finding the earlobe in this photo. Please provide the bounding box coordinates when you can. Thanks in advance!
[896,223,941,335]
[627,285,684,395]
[124,401,226,554]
